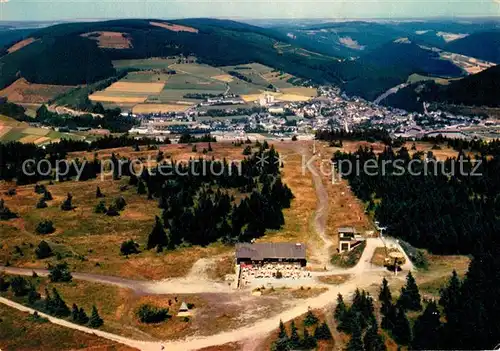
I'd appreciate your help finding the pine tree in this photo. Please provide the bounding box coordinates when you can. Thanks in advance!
[35,240,53,259]
[334,293,347,321]
[289,320,301,349]
[397,272,422,311]
[43,190,53,201]
[27,284,40,305]
[314,321,332,340]
[347,317,364,351]
[278,319,288,339]
[392,308,411,346]
[88,305,104,328]
[364,320,386,351]
[379,278,392,315]
[137,181,147,195]
[381,301,397,332]
[51,288,70,317]
[146,216,168,250]
[412,301,442,350]
[78,307,89,324]
[303,309,319,326]
[302,327,317,349]
[96,186,104,198]
[439,270,461,320]
[72,303,79,322]
[208,142,213,152]
[60,193,73,211]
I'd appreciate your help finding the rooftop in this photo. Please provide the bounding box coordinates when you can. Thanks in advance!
[235,242,306,261]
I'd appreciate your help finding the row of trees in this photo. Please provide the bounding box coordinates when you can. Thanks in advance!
[272,311,332,351]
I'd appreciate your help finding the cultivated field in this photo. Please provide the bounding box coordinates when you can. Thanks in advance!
[150,21,199,33]
[132,103,191,114]
[96,60,308,112]
[0,78,75,104]
[0,115,83,144]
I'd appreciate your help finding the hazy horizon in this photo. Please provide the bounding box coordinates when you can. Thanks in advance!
[0,0,499,22]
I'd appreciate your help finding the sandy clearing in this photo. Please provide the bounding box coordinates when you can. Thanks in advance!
[7,37,37,53]
[82,31,132,49]
[150,21,198,33]
[132,103,192,114]
[211,75,234,82]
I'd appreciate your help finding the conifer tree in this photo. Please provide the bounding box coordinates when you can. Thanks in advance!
[314,321,332,340]
[412,301,442,350]
[137,181,147,195]
[346,317,364,351]
[303,309,319,326]
[302,327,317,349]
[289,320,301,349]
[364,320,386,351]
[397,272,422,311]
[392,308,411,346]
[78,307,89,324]
[278,319,288,339]
[88,305,104,328]
[60,193,73,211]
[146,216,168,250]
[96,186,104,198]
[43,190,53,201]
[72,303,79,322]
[381,301,397,332]
[51,288,70,317]
[334,293,347,321]
[379,278,392,315]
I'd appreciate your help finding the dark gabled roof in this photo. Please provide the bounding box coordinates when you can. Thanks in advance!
[235,242,306,260]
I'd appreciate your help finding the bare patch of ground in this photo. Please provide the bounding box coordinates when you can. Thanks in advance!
[82,31,132,49]
[150,21,198,33]
[7,38,37,53]
[317,274,351,285]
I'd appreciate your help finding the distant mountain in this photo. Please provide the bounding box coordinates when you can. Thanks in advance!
[0,18,496,104]
[445,31,500,63]
[381,64,500,111]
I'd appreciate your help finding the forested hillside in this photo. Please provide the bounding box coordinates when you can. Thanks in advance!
[381,64,500,111]
[329,141,500,349]
[445,31,500,63]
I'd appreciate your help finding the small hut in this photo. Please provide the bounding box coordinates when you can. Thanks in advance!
[177,302,191,317]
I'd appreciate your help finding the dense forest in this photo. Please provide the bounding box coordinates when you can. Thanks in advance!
[124,145,294,247]
[330,142,500,350]
[0,135,165,183]
[381,65,500,112]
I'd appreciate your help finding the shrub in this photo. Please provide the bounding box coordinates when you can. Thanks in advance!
[291,135,298,141]
[0,276,10,291]
[136,304,171,324]
[36,197,48,209]
[106,204,120,216]
[35,240,53,259]
[60,193,73,211]
[42,190,53,201]
[10,276,29,296]
[34,184,46,194]
[94,200,107,214]
[0,199,17,220]
[48,262,72,282]
[4,188,16,196]
[113,196,127,211]
[120,240,140,256]
[96,186,104,198]
[36,220,55,234]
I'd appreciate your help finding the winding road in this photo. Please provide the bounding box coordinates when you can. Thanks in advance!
[0,143,413,351]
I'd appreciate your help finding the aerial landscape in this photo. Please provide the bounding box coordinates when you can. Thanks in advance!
[0,0,499,350]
